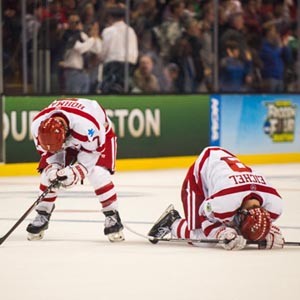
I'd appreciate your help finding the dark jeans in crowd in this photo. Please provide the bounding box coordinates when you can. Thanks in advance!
[64,68,90,94]
[101,61,135,93]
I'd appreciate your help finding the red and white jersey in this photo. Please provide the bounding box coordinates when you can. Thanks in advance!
[183,147,283,236]
[31,98,115,171]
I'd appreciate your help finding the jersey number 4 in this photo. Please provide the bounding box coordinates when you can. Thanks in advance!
[221,156,252,172]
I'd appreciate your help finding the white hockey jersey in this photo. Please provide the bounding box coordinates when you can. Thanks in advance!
[31,98,115,171]
[184,147,283,236]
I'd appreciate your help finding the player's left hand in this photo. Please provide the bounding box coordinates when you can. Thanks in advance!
[56,164,87,188]
[217,227,247,250]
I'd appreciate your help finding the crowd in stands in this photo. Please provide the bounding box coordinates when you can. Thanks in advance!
[2,0,299,94]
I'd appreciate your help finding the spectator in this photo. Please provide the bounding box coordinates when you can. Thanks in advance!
[220,12,248,60]
[199,4,215,92]
[161,63,180,93]
[219,40,252,92]
[243,0,263,34]
[84,21,103,93]
[285,22,299,91]
[259,23,292,92]
[59,13,102,94]
[100,6,138,93]
[131,0,161,39]
[221,0,243,24]
[48,0,68,27]
[152,0,186,63]
[169,18,204,93]
[25,3,42,84]
[2,0,299,94]
[61,0,78,17]
[80,2,97,32]
[3,4,22,84]
[132,54,160,93]
[138,30,165,91]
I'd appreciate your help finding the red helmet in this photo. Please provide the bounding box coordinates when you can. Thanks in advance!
[239,207,271,241]
[38,117,66,152]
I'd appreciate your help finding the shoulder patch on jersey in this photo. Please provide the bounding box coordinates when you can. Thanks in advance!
[205,202,212,213]
[202,202,215,221]
[88,128,95,137]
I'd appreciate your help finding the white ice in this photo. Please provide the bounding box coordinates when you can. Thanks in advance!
[0,164,300,300]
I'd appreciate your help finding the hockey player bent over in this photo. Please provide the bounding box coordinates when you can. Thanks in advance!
[27,97,124,242]
[148,147,284,250]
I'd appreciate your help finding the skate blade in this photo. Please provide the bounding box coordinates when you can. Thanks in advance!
[107,231,125,242]
[27,231,45,241]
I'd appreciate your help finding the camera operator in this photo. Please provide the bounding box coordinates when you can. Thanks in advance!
[59,13,101,94]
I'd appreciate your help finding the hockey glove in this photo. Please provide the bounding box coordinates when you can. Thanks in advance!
[217,227,247,250]
[43,163,63,189]
[56,164,87,188]
[259,225,284,249]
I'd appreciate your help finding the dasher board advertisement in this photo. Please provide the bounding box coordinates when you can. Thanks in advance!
[4,95,209,163]
[210,94,300,154]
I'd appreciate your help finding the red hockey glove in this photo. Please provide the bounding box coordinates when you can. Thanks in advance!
[56,164,87,188]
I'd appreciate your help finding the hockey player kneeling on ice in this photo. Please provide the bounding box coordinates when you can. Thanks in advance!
[148,147,285,250]
[27,98,124,242]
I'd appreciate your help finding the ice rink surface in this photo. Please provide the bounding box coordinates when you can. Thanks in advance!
[1,164,300,300]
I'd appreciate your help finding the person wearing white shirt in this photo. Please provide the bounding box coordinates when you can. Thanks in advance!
[100,7,138,93]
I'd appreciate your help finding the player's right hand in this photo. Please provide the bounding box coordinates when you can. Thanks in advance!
[259,225,284,249]
[56,164,87,189]
[217,227,247,250]
[44,163,62,182]
[42,163,63,190]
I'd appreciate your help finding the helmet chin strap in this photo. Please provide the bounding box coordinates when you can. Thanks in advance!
[235,199,261,227]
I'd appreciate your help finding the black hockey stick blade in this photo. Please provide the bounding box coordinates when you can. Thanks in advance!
[246,240,300,246]
[0,180,59,246]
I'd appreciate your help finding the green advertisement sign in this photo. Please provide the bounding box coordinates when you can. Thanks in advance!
[3,95,209,163]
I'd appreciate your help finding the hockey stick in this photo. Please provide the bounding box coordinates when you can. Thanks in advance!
[124,223,227,244]
[150,237,300,246]
[124,224,300,247]
[0,180,59,246]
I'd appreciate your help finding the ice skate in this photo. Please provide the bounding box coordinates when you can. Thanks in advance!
[104,210,125,242]
[148,204,181,244]
[26,205,55,241]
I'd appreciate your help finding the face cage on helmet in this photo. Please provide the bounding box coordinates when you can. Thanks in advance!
[233,209,250,228]
[48,141,66,153]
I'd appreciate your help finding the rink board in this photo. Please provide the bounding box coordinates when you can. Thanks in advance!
[1,152,300,176]
[3,95,209,163]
